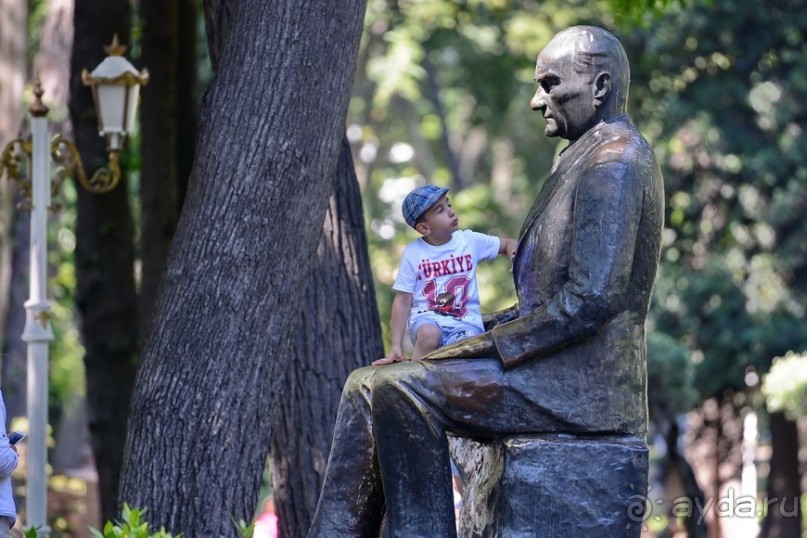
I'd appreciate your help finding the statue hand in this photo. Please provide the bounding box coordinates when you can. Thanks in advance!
[423,333,496,361]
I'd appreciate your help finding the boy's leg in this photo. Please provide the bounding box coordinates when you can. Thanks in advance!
[412,323,442,359]
[443,322,483,346]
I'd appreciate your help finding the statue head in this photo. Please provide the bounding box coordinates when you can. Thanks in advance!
[530,26,630,142]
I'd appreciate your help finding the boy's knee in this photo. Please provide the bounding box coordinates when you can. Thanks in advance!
[416,324,442,349]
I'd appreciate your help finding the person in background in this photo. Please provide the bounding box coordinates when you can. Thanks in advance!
[0,390,18,537]
[253,496,278,538]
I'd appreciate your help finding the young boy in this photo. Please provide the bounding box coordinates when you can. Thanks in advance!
[374,184,517,365]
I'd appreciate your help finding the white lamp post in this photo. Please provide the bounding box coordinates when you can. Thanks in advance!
[0,36,147,536]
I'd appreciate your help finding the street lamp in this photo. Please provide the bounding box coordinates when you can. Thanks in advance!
[0,36,147,536]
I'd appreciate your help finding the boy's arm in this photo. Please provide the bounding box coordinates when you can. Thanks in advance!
[498,237,517,260]
[373,291,413,365]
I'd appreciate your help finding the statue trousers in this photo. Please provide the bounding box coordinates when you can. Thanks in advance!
[308,358,569,538]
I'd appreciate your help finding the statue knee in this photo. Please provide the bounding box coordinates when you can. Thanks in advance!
[342,366,375,399]
[369,364,418,410]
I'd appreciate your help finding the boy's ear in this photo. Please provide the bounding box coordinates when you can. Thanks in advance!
[415,222,430,236]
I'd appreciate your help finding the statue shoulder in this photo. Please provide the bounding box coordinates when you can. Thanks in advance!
[592,122,658,172]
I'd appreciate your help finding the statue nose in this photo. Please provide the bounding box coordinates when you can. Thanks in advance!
[530,91,546,111]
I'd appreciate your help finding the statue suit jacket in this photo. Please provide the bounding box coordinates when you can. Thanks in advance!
[490,114,664,436]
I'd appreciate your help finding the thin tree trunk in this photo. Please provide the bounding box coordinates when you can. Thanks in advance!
[0,0,28,425]
[423,58,464,190]
[140,0,184,343]
[119,1,367,533]
[70,0,140,523]
[0,210,29,427]
[0,0,28,431]
[174,0,198,213]
[660,409,708,538]
[761,411,802,538]
[270,138,384,538]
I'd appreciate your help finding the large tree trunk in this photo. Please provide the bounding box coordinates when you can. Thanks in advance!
[139,0,199,343]
[761,411,802,538]
[0,0,28,425]
[270,138,384,538]
[70,0,140,523]
[118,0,368,533]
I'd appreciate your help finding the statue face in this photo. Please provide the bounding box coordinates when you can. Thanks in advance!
[530,38,599,142]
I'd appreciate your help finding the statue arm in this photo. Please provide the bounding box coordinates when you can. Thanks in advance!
[482,304,520,330]
[490,162,645,368]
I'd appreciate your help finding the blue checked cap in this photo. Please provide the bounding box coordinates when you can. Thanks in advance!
[402,185,450,228]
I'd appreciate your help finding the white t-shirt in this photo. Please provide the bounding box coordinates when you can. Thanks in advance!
[393,230,501,331]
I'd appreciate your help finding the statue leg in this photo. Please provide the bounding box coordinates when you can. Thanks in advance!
[308,367,386,538]
[370,364,458,538]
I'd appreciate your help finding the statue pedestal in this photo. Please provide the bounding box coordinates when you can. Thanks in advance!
[452,434,649,538]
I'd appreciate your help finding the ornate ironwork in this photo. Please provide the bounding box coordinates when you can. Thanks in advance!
[51,134,121,196]
[0,135,33,210]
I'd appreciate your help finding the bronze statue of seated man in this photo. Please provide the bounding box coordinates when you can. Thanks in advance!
[308,25,664,538]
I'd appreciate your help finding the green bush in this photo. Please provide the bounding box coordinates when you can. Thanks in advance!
[84,504,255,538]
[89,505,179,538]
[762,351,807,420]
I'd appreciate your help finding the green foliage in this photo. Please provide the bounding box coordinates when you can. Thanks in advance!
[231,517,254,538]
[90,505,179,538]
[647,331,698,417]
[634,0,807,400]
[89,505,258,538]
[762,351,807,420]
[47,172,87,425]
[607,0,689,26]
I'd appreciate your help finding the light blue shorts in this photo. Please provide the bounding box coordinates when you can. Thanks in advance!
[408,312,483,347]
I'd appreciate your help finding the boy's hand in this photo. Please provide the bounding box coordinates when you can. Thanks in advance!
[499,238,518,272]
[372,347,408,366]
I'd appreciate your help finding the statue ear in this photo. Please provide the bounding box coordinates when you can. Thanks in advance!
[593,72,611,107]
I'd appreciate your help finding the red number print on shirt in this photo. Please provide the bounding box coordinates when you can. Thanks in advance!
[423,275,471,318]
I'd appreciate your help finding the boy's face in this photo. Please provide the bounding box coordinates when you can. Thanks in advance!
[416,195,458,241]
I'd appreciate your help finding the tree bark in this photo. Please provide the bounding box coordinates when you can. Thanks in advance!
[0,0,28,426]
[761,411,802,538]
[270,138,384,538]
[174,0,198,213]
[0,209,29,427]
[656,407,708,538]
[139,0,199,343]
[202,0,234,72]
[70,0,140,523]
[118,0,368,533]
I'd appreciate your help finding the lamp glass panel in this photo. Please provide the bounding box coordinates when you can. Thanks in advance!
[96,84,127,133]
[125,85,140,133]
